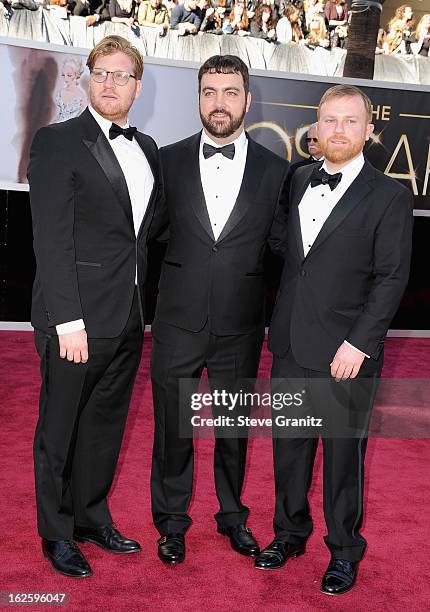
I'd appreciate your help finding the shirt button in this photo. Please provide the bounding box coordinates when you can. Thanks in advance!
[215,195,218,199]
[300,269,306,277]
[321,194,325,197]
[312,219,315,222]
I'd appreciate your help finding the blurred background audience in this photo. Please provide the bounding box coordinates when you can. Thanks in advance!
[0,0,428,61]
[250,3,277,41]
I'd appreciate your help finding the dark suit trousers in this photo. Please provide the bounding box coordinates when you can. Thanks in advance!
[271,348,382,562]
[33,291,143,540]
[150,319,264,535]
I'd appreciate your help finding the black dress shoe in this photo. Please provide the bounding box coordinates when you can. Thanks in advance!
[217,524,260,557]
[42,539,92,578]
[320,559,358,595]
[255,539,306,570]
[74,525,141,554]
[157,533,185,565]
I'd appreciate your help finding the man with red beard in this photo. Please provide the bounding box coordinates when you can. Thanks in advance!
[150,55,289,565]
[29,35,163,577]
[255,85,413,595]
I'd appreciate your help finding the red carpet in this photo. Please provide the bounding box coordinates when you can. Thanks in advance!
[1,332,429,611]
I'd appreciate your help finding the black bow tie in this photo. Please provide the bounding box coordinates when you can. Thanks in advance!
[310,166,342,191]
[203,142,235,160]
[109,123,137,141]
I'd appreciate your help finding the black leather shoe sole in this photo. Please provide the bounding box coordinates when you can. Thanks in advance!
[320,574,357,596]
[43,550,92,578]
[255,546,305,570]
[320,582,356,596]
[74,535,141,554]
[157,552,185,565]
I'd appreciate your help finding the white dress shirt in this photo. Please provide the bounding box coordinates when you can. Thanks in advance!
[199,130,248,240]
[56,106,153,334]
[299,153,364,257]
[298,153,369,357]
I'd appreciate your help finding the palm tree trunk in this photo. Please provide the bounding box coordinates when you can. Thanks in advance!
[343,0,385,79]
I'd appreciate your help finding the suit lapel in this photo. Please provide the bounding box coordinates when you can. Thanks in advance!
[80,109,134,230]
[217,135,263,244]
[306,161,374,257]
[185,133,215,240]
[290,163,316,261]
[134,132,159,239]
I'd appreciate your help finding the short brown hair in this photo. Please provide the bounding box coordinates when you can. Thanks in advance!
[198,55,249,96]
[87,35,144,80]
[318,84,373,123]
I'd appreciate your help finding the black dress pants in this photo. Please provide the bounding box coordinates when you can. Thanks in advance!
[150,319,264,535]
[33,291,143,540]
[271,348,382,562]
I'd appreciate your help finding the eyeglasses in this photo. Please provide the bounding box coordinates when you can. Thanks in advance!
[306,137,318,143]
[91,69,136,86]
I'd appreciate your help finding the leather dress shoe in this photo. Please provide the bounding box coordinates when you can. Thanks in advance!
[74,525,141,554]
[157,533,185,565]
[42,539,92,578]
[217,524,260,557]
[320,559,358,595]
[255,539,306,570]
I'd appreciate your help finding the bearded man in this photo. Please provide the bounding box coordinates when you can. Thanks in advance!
[150,54,289,565]
[255,84,413,596]
[29,35,163,577]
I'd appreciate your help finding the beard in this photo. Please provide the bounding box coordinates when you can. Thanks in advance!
[89,87,135,123]
[200,104,246,139]
[321,137,365,165]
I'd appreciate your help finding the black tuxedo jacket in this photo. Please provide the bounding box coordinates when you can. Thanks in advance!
[154,131,289,335]
[288,156,318,177]
[269,160,414,371]
[28,108,163,338]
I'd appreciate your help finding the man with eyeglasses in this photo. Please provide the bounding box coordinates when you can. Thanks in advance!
[288,123,324,178]
[28,35,163,578]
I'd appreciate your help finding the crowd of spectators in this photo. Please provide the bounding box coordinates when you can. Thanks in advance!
[0,0,429,56]
[378,5,430,57]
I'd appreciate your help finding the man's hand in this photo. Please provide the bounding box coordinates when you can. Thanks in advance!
[330,343,364,382]
[58,330,88,364]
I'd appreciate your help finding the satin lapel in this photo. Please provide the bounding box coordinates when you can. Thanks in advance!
[306,161,375,258]
[134,132,159,239]
[81,111,134,230]
[290,163,316,261]
[216,137,263,244]
[186,133,215,240]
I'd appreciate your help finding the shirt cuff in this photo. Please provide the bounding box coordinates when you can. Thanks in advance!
[56,319,85,335]
[344,340,370,359]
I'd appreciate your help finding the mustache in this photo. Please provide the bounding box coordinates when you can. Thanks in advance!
[327,137,351,144]
[209,109,232,119]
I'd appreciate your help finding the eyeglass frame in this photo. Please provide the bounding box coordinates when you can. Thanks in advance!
[90,68,137,86]
[306,137,319,143]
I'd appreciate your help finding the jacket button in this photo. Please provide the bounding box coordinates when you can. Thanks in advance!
[300,269,306,277]
[212,245,218,252]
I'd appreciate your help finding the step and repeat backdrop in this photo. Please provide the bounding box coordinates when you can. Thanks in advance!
[0,37,429,328]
